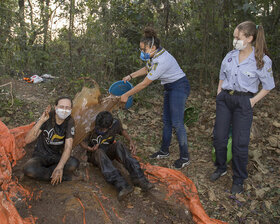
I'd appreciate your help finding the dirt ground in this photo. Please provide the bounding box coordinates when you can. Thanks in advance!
[1,76,280,223]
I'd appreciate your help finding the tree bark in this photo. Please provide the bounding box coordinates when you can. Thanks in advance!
[43,0,50,51]
[164,0,170,36]
[69,0,75,74]
[18,0,27,51]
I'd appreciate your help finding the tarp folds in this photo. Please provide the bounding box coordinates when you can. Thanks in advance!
[0,83,226,223]
[143,163,227,224]
[0,121,35,224]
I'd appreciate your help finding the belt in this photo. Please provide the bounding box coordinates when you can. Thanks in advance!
[223,89,254,96]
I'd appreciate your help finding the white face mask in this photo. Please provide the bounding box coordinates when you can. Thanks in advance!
[233,39,247,51]
[55,108,72,120]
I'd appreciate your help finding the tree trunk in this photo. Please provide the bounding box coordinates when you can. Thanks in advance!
[43,0,50,51]
[164,0,170,36]
[69,0,75,75]
[18,0,27,51]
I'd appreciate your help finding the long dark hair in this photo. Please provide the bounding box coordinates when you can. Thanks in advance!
[237,21,268,69]
[140,27,160,49]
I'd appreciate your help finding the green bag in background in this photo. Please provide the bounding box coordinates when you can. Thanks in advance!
[212,125,233,164]
[212,136,232,163]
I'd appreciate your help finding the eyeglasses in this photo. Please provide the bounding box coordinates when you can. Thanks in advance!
[57,105,72,110]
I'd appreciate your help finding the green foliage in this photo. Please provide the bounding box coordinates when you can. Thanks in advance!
[0,0,279,86]
[184,106,200,126]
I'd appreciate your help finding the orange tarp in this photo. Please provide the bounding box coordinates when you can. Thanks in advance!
[143,163,227,224]
[0,120,35,224]
[0,120,226,223]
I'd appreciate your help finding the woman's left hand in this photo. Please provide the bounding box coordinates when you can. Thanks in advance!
[120,94,128,103]
[51,167,63,185]
[250,98,256,108]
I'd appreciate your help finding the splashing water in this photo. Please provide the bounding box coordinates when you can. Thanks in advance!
[72,83,121,147]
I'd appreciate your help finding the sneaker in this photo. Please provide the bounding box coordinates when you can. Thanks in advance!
[150,151,169,159]
[118,185,134,201]
[173,158,190,169]
[210,169,227,182]
[133,178,154,191]
[231,184,243,194]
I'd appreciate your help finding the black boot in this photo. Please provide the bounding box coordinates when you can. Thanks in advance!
[132,177,154,191]
[118,185,134,201]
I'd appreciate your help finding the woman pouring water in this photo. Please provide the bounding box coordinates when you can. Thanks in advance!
[120,27,190,169]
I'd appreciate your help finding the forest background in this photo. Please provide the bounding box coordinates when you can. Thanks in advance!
[0,0,279,89]
[0,1,280,223]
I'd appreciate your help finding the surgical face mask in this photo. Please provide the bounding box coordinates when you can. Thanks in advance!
[233,39,247,51]
[55,108,71,120]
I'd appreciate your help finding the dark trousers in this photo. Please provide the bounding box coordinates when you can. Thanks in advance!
[88,142,145,191]
[23,155,79,181]
[213,90,253,185]
[161,76,190,159]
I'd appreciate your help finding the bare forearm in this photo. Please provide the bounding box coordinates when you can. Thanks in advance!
[251,89,270,105]
[80,141,90,150]
[122,130,131,142]
[123,77,152,98]
[130,67,148,78]
[25,120,44,144]
[57,139,72,168]
[57,148,71,169]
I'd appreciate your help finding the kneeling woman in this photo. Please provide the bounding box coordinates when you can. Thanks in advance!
[121,27,190,169]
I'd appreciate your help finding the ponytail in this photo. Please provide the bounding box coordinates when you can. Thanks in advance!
[237,21,269,69]
[255,25,268,69]
[140,27,160,49]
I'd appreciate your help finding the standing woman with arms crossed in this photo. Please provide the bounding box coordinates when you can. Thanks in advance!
[210,21,275,194]
[120,27,190,169]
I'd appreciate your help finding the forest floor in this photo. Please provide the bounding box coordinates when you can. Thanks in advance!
[0,75,279,224]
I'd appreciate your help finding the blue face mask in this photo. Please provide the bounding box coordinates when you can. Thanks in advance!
[140,51,151,61]
[140,37,155,61]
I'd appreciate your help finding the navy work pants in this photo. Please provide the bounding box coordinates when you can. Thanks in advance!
[213,90,253,185]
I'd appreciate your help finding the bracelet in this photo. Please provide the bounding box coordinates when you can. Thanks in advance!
[129,74,132,79]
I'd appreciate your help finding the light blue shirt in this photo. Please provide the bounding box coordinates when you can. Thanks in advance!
[146,48,186,85]
[219,48,275,93]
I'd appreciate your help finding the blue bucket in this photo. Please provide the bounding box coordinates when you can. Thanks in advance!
[109,81,133,109]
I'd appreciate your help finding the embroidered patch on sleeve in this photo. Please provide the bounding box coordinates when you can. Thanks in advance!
[71,127,75,135]
[152,63,158,71]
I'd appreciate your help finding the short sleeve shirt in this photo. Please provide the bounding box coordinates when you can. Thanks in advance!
[219,48,275,93]
[146,48,186,85]
[33,110,75,156]
[85,119,123,148]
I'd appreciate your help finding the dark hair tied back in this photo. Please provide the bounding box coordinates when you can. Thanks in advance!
[141,27,160,49]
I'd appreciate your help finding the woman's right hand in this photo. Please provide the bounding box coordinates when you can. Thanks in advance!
[40,105,51,123]
[122,75,132,83]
